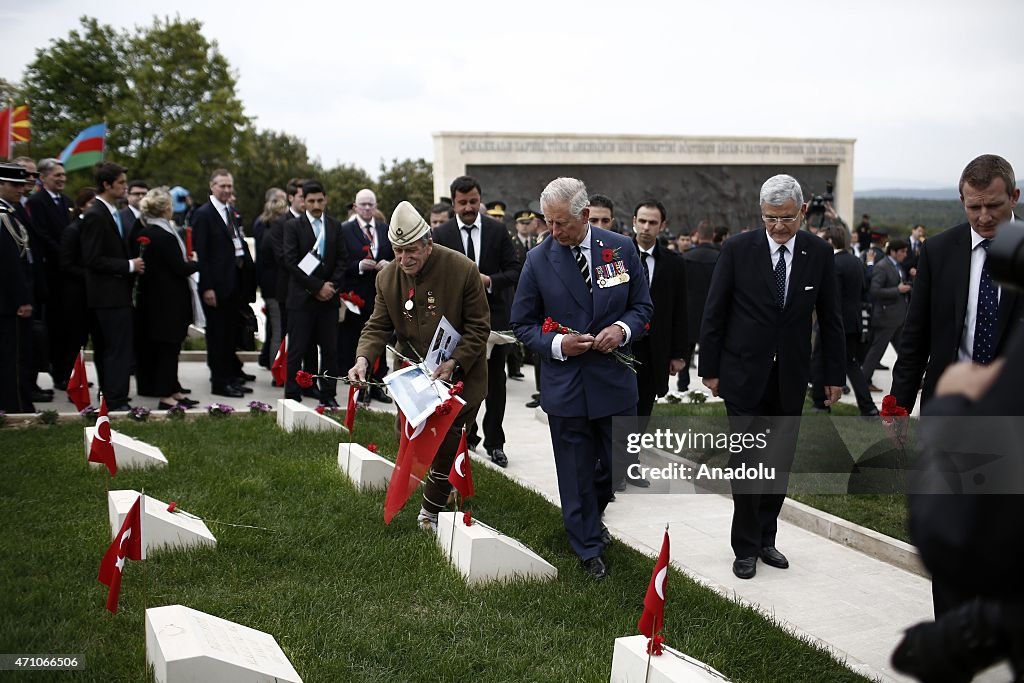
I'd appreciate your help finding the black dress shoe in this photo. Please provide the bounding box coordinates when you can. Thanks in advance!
[508,372,525,380]
[627,475,651,488]
[106,402,132,412]
[230,383,253,394]
[320,397,340,409]
[177,397,199,408]
[759,546,789,569]
[369,386,392,404]
[212,385,244,398]
[238,372,256,382]
[31,390,54,403]
[601,524,612,546]
[733,557,757,579]
[157,401,189,410]
[486,447,508,467]
[178,387,191,394]
[860,408,880,417]
[615,479,627,492]
[580,555,608,580]
[525,399,540,408]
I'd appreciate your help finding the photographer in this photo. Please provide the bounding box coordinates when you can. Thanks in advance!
[892,220,1024,682]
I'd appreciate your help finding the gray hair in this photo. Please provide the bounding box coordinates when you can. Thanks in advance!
[37,158,64,177]
[540,177,589,218]
[140,187,173,219]
[759,174,804,207]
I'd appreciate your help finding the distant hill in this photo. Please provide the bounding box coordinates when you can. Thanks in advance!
[855,188,959,200]
[852,197,963,236]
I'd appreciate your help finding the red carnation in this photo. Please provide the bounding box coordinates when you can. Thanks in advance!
[602,248,615,263]
[315,405,325,415]
[880,394,898,415]
[647,634,665,656]
[295,371,315,389]
[353,294,365,308]
[167,501,177,513]
[136,236,152,247]
[644,322,651,331]
[449,381,464,397]
[367,442,378,453]
[463,511,473,527]
[407,288,414,299]
[434,401,452,416]
[362,245,371,254]
[542,317,558,334]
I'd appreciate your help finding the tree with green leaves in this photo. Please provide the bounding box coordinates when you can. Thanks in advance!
[375,157,433,217]
[318,163,375,217]
[22,15,247,204]
[233,128,317,229]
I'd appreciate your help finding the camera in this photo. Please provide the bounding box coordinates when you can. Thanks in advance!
[988,220,1024,290]
[823,180,835,205]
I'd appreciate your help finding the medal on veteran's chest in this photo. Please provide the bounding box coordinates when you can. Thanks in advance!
[596,261,631,288]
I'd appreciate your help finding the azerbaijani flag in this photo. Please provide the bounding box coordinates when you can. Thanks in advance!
[0,105,30,159]
[59,123,106,171]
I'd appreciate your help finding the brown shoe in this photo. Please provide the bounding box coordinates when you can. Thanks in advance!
[868,384,884,392]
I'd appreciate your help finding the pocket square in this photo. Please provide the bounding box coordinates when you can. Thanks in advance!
[804,285,815,291]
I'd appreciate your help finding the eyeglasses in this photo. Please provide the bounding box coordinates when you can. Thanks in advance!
[762,215,801,226]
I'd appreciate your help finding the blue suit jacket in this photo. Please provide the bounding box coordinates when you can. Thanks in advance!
[511,227,653,419]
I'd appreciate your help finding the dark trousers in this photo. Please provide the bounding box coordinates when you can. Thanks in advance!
[203,291,242,387]
[150,340,182,397]
[45,278,66,383]
[548,409,632,560]
[0,315,35,413]
[812,332,877,414]
[724,363,801,559]
[862,321,903,384]
[469,345,506,450]
[286,306,339,400]
[338,310,384,380]
[507,342,524,376]
[59,289,93,388]
[677,342,697,391]
[93,306,133,404]
[420,403,481,515]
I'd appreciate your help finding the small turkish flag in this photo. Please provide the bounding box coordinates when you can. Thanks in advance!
[344,384,358,432]
[97,493,144,613]
[638,529,670,640]
[271,337,287,387]
[66,350,91,411]
[447,428,474,503]
[87,397,117,476]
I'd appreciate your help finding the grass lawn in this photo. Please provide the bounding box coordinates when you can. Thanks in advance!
[0,413,868,682]
[652,400,911,543]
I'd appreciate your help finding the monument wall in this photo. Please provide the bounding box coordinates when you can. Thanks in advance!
[433,133,855,231]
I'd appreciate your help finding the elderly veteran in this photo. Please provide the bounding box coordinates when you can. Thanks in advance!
[348,201,490,531]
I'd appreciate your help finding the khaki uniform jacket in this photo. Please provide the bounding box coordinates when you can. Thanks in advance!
[356,244,490,410]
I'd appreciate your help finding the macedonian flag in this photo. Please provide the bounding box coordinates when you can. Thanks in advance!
[0,105,30,158]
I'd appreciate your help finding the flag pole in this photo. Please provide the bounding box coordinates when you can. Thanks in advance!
[643,615,657,683]
[448,491,458,563]
[5,100,12,161]
[140,490,147,682]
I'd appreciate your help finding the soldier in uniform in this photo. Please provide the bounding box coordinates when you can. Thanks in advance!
[348,201,490,530]
[0,164,36,412]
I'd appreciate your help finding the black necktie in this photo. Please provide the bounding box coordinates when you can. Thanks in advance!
[573,245,592,292]
[641,251,653,288]
[774,245,787,309]
[463,226,475,263]
[973,239,998,364]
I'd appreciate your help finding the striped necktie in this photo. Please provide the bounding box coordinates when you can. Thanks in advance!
[573,245,591,292]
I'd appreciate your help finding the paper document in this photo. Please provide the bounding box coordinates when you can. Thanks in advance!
[298,252,321,276]
[383,364,449,428]
[425,317,461,373]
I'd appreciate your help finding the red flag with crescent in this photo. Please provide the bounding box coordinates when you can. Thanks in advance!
[344,384,358,431]
[638,529,670,639]
[87,397,117,476]
[383,396,465,524]
[447,428,474,502]
[271,337,287,386]
[66,350,91,411]
[97,493,143,613]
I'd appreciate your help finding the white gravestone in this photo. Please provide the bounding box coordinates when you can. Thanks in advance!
[276,398,346,433]
[84,426,168,470]
[436,512,557,585]
[337,443,395,490]
[610,635,729,683]
[146,604,302,683]
[108,490,216,554]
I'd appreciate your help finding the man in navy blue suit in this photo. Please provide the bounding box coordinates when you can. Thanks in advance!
[699,174,845,580]
[512,177,652,580]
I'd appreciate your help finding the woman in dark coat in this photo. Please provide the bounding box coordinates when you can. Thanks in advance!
[134,188,200,408]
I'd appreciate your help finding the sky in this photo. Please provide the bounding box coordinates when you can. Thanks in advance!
[3,0,1022,190]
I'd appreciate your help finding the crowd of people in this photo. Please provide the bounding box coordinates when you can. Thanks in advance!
[2,150,1022,678]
